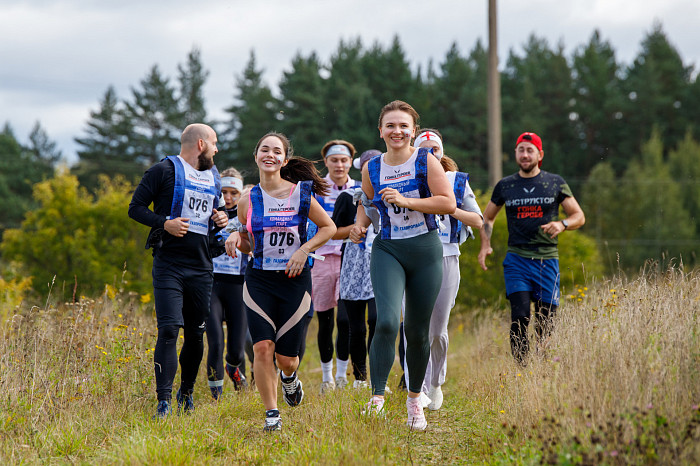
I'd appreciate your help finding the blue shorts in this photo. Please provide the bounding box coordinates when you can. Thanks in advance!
[502,252,560,305]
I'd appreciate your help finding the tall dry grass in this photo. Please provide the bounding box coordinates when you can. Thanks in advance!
[452,265,700,463]
[0,266,697,464]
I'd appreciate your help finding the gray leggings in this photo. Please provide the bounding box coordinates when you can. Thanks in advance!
[369,230,443,395]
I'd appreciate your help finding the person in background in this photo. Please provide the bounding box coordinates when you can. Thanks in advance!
[478,132,585,365]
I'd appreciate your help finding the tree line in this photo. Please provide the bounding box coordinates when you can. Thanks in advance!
[1,22,699,286]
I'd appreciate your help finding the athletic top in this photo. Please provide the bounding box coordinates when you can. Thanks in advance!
[247,181,312,270]
[438,171,482,257]
[368,147,437,240]
[212,208,247,281]
[313,174,359,257]
[128,157,220,270]
[490,171,572,259]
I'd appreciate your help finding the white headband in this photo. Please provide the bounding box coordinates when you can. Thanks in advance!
[413,131,444,159]
[221,176,243,191]
[325,144,352,158]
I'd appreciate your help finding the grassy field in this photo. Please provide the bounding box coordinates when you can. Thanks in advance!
[0,266,698,464]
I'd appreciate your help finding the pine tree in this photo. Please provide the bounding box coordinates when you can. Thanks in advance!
[222,50,278,180]
[277,52,329,159]
[176,47,209,127]
[668,132,700,237]
[621,22,693,159]
[125,65,182,166]
[73,86,141,190]
[571,30,626,175]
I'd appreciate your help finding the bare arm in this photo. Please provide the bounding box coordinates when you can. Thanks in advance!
[478,201,502,271]
[451,209,483,229]
[540,196,586,238]
[225,195,251,257]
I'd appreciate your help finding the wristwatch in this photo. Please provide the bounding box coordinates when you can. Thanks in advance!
[561,219,569,230]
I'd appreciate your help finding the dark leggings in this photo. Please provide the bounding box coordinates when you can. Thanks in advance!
[508,290,558,364]
[316,301,349,363]
[206,280,247,382]
[369,232,443,395]
[154,324,205,401]
[342,298,377,381]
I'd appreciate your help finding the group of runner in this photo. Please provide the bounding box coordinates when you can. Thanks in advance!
[129,100,584,432]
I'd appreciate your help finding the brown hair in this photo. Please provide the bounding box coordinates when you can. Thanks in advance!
[440,155,459,172]
[377,100,420,129]
[253,132,329,196]
[321,139,357,158]
[281,158,330,196]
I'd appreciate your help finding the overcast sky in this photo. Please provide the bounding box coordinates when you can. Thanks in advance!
[1,0,698,163]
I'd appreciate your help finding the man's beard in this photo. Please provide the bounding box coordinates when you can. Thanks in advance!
[197,150,214,171]
[519,161,537,174]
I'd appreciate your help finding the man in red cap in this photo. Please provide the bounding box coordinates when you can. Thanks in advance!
[478,132,585,365]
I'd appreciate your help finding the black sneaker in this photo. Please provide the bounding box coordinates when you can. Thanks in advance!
[263,409,282,432]
[226,363,249,391]
[280,372,304,407]
[153,400,171,419]
[210,385,223,401]
[176,388,195,414]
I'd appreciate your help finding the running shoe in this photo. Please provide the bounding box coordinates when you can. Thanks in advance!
[319,380,336,395]
[210,385,223,401]
[335,376,348,389]
[153,400,171,419]
[406,396,427,431]
[427,385,443,410]
[225,363,249,391]
[263,409,282,432]
[352,380,368,389]
[361,395,385,417]
[280,372,304,407]
[176,388,195,414]
[419,391,432,408]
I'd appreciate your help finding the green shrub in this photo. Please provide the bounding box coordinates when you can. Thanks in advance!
[1,173,152,301]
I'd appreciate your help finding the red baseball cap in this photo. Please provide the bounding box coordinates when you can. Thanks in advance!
[515,132,543,167]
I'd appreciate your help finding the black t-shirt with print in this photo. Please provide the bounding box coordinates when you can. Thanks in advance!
[491,171,572,259]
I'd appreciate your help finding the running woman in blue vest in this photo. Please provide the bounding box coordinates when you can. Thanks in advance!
[206,168,249,399]
[411,128,483,410]
[225,132,336,432]
[478,132,585,365]
[128,123,229,419]
[349,101,456,430]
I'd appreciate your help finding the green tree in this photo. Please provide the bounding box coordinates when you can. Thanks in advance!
[502,35,576,183]
[571,30,626,174]
[1,173,152,299]
[222,50,278,180]
[668,132,700,237]
[621,23,693,159]
[581,162,621,272]
[430,41,489,188]
[324,39,376,153]
[28,121,62,166]
[613,130,696,270]
[0,124,56,230]
[176,47,210,127]
[73,86,141,191]
[125,65,182,166]
[277,52,329,159]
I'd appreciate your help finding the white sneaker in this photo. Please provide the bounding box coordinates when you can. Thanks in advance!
[418,391,432,408]
[335,376,348,389]
[352,380,368,389]
[427,385,443,410]
[406,396,427,431]
[362,396,385,417]
[319,380,336,394]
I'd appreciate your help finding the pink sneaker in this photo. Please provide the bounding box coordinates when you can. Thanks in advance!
[362,396,385,417]
[406,396,427,430]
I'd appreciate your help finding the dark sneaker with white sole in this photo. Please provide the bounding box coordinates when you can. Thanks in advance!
[280,371,304,407]
[263,409,282,432]
[176,388,195,414]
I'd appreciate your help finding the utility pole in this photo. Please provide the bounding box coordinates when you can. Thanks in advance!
[487,0,502,187]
